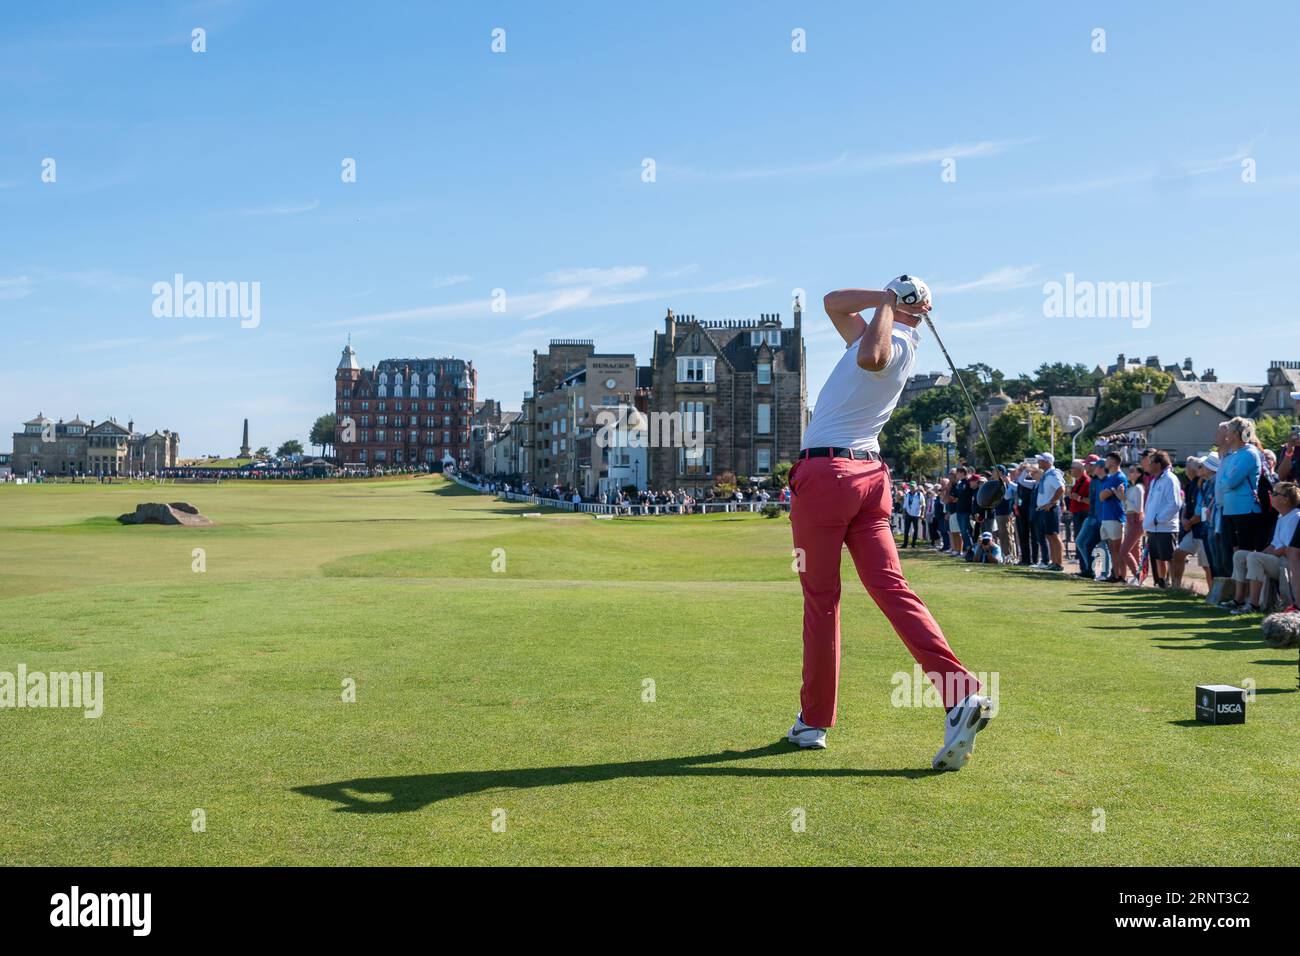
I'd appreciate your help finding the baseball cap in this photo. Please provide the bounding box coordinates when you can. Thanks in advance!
[1084,453,1101,464]
[1036,452,1055,465]
[980,531,993,541]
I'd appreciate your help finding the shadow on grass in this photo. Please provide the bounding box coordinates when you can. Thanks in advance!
[424,481,571,515]
[293,741,935,814]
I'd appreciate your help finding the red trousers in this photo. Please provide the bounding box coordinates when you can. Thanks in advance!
[789,455,978,727]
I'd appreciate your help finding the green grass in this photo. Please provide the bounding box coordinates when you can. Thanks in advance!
[1,476,1296,865]
[189,457,254,468]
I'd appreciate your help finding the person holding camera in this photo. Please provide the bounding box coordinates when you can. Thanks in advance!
[967,530,1003,564]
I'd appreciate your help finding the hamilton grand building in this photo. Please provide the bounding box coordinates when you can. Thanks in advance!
[334,342,477,470]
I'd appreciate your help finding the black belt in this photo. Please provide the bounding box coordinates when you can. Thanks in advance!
[799,447,881,461]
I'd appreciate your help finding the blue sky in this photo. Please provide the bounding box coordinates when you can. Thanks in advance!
[3,0,1298,455]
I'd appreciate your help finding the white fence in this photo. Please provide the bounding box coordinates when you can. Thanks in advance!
[448,473,790,516]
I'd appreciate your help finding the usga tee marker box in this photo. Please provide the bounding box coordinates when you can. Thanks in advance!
[1195,684,1246,724]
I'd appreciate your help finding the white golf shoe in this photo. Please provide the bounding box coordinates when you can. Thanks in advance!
[931,694,994,771]
[787,713,827,749]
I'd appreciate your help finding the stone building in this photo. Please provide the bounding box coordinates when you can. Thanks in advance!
[646,303,806,494]
[529,340,638,492]
[10,413,179,476]
[333,342,477,470]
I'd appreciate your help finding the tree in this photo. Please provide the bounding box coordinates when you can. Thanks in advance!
[1004,374,1036,402]
[772,460,794,489]
[986,402,1055,464]
[1090,368,1175,435]
[254,446,270,459]
[1032,362,1101,397]
[310,413,337,457]
[905,444,945,478]
[276,440,304,458]
[1255,414,1295,453]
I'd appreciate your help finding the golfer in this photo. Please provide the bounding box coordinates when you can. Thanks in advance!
[785,277,994,770]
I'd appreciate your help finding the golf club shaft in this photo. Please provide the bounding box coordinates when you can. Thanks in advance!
[921,312,1001,472]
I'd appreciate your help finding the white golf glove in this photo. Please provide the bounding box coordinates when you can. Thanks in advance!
[885,275,931,307]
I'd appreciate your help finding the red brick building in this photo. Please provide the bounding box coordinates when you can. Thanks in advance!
[334,341,477,470]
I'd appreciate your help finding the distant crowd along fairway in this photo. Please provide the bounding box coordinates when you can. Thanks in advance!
[0,475,1295,865]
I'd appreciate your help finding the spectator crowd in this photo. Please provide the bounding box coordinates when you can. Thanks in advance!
[890,415,1300,616]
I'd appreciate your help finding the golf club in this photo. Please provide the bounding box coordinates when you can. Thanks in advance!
[920,311,1007,491]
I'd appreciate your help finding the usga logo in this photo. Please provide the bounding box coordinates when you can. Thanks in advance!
[1218,702,1243,714]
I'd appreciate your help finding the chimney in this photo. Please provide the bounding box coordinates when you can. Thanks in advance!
[1183,357,1193,371]
[1203,368,1217,382]
[1117,353,1125,369]
[793,295,802,328]
[665,307,676,343]
[1140,389,1156,409]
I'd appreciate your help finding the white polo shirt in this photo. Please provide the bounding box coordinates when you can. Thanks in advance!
[802,325,919,453]
[1036,467,1065,507]
[1270,508,1299,550]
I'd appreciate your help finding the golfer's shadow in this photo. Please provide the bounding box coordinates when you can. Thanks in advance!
[293,742,933,814]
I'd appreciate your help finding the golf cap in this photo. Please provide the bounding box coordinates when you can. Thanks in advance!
[1036,452,1055,465]
[980,531,993,541]
[1084,454,1101,464]
[1202,452,1220,472]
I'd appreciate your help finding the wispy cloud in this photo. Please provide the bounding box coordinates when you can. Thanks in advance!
[1029,168,1158,196]
[52,269,141,293]
[542,266,647,287]
[0,276,35,299]
[1183,144,1253,177]
[431,274,471,289]
[235,199,320,217]
[69,336,151,353]
[937,266,1039,294]
[664,139,1027,182]
[955,309,1029,331]
[337,269,772,327]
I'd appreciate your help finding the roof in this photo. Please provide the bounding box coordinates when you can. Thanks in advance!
[660,315,799,374]
[23,413,51,426]
[1268,366,1300,389]
[1048,395,1098,431]
[1097,395,1218,433]
[1166,380,1263,412]
[88,419,131,434]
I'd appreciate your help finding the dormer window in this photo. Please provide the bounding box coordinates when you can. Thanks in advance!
[751,329,780,347]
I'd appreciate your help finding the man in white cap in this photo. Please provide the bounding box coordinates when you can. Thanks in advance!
[785,276,994,771]
[1034,451,1066,571]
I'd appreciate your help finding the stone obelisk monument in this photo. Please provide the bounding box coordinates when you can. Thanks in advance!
[239,418,251,458]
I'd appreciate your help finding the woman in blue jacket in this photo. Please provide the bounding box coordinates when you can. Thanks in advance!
[1217,417,1263,554]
